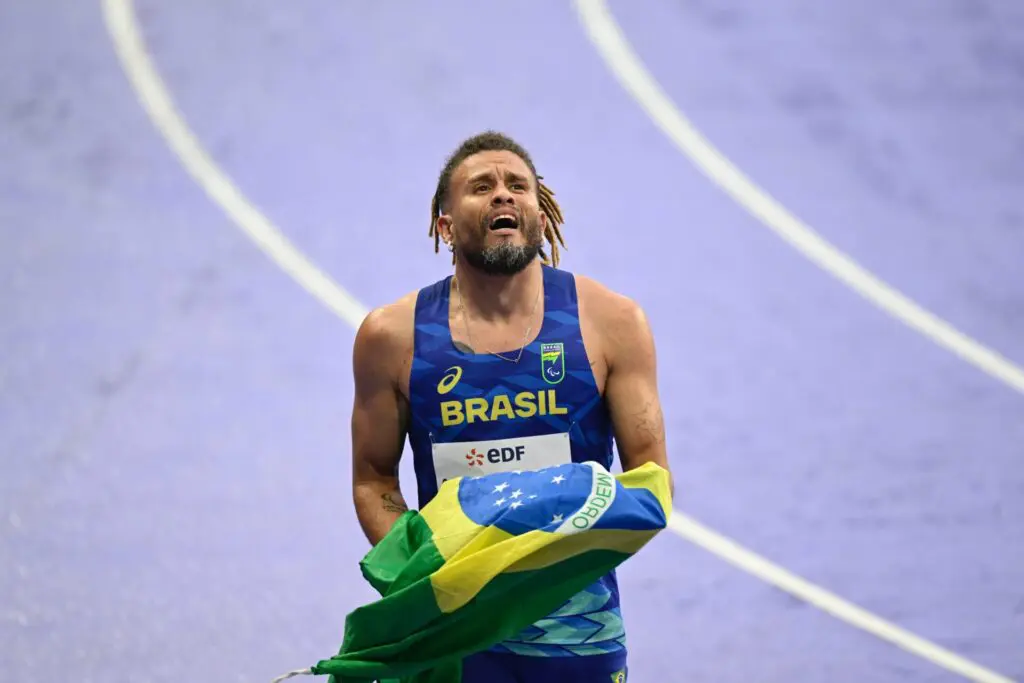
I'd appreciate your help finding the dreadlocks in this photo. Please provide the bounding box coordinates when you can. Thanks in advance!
[429,131,566,266]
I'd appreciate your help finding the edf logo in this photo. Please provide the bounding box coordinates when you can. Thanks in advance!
[467,445,526,467]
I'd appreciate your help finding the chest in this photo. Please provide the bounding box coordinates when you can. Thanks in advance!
[398,312,607,402]
[408,332,608,480]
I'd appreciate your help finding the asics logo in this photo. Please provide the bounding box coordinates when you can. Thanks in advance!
[437,366,462,395]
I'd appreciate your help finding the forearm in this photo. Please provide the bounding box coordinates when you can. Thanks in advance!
[353,479,409,546]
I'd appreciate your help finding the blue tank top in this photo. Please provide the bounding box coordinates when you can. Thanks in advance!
[406,264,626,658]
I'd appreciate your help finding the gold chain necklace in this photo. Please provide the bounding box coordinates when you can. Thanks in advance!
[454,275,542,363]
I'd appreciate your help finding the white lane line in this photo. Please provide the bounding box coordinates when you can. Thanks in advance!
[101,0,367,330]
[101,1,1016,681]
[571,0,1024,398]
[670,515,1015,683]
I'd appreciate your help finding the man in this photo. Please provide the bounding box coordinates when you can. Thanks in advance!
[350,131,671,682]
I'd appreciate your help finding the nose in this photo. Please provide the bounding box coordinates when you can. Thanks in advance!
[491,182,515,206]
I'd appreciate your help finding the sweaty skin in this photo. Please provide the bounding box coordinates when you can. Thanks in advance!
[350,276,671,546]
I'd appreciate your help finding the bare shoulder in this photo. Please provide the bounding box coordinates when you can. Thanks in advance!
[353,290,418,386]
[574,273,654,350]
[356,290,417,346]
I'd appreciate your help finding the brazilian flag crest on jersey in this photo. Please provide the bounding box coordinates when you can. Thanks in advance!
[540,342,565,385]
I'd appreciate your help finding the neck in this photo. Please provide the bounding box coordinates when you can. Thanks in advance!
[453,258,542,321]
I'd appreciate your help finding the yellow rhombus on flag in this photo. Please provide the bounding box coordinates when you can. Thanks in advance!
[272,459,671,683]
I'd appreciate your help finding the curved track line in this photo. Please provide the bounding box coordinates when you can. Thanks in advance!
[572,0,1024,398]
[101,0,1015,681]
[101,0,367,330]
[671,515,1015,683]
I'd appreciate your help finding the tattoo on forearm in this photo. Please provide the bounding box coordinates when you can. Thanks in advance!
[633,400,665,444]
[381,492,408,514]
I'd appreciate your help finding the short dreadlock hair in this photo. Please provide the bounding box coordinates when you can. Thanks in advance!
[429,131,566,266]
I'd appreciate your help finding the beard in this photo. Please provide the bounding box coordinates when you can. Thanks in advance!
[459,216,543,276]
[463,241,540,275]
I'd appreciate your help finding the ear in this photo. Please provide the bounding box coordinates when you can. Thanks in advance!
[436,214,455,246]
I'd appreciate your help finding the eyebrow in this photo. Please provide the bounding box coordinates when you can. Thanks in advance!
[466,169,531,186]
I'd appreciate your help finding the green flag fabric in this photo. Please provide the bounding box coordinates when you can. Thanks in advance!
[277,459,671,683]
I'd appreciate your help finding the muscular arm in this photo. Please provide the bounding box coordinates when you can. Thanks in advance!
[350,306,412,546]
[601,297,674,498]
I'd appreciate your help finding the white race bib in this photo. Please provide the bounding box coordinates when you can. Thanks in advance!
[432,432,572,488]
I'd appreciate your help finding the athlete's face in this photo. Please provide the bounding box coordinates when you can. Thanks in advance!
[439,150,547,276]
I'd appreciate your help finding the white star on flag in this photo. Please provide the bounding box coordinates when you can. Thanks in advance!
[481,465,582,524]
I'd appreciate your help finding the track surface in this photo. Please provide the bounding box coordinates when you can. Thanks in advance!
[2,1,1022,681]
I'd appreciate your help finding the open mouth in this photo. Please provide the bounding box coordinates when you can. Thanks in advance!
[489,213,519,231]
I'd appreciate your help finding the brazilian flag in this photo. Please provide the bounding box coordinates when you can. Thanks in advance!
[276,460,671,683]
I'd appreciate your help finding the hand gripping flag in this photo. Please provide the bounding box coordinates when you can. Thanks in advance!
[272,460,671,683]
